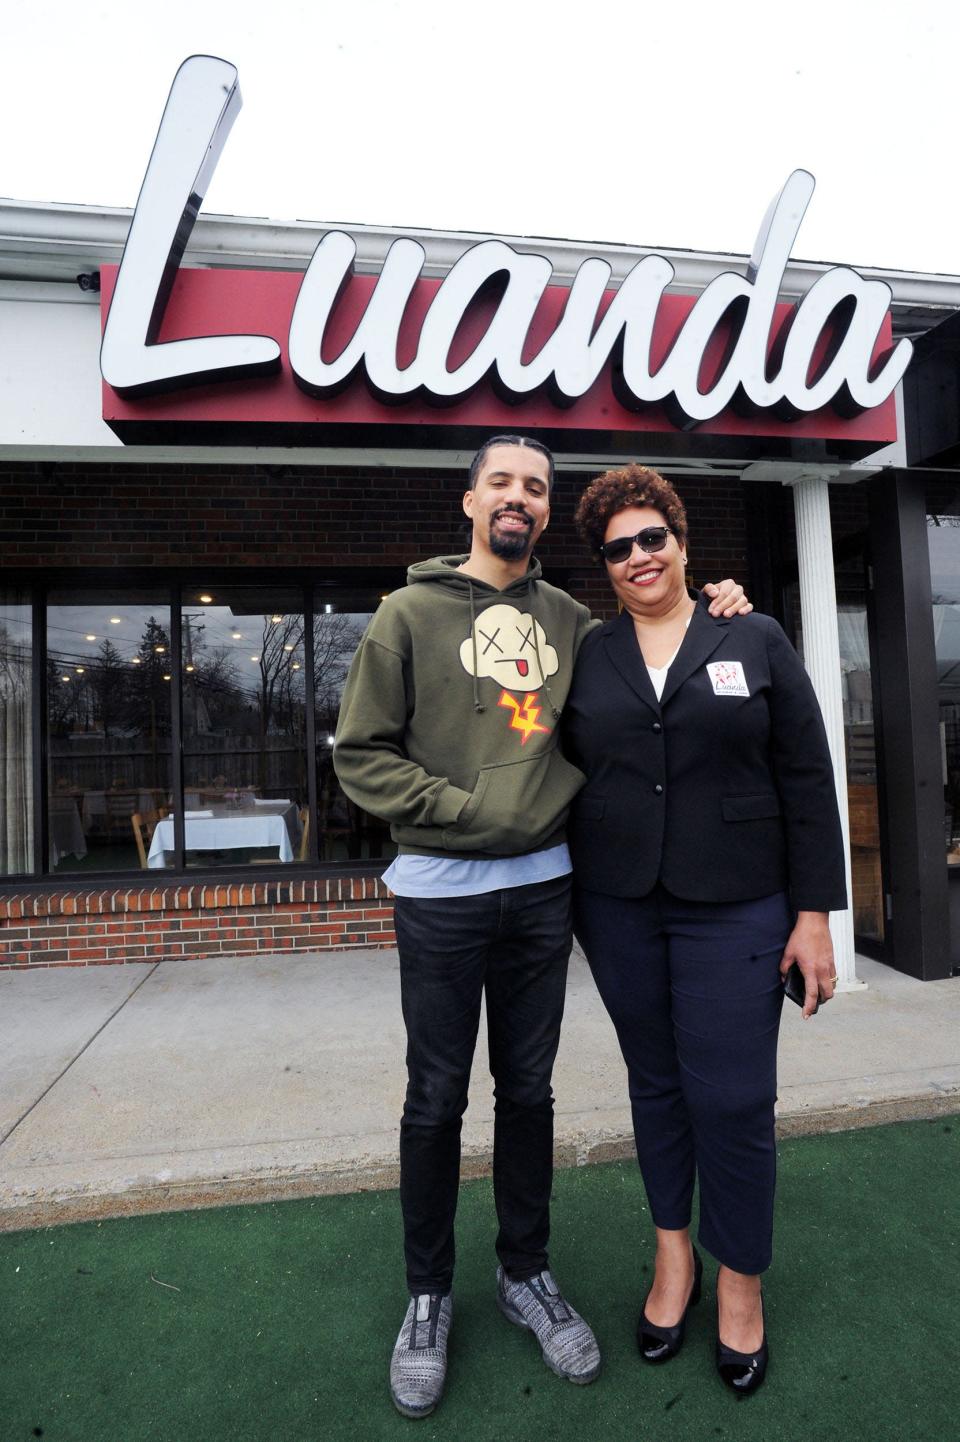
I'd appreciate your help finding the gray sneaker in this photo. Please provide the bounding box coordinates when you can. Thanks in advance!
[496,1267,601,1384]
[389,1292,453,1418]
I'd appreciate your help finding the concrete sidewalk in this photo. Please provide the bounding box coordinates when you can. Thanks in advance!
[1,947,958,1231]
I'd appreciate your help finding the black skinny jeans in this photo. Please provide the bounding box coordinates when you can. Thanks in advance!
[394,874,572,1296]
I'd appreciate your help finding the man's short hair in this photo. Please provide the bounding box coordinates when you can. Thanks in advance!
[468,435,555,491]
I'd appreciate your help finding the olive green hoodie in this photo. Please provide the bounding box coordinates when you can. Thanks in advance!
[333,555,596,858]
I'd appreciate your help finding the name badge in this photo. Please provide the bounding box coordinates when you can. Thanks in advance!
[707,661,749,697]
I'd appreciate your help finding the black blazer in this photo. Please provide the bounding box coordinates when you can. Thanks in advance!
[563,596,847,911]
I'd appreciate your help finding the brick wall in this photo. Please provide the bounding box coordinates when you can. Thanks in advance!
[0,460,751,597]
[0,877,395,970]
[2,458,753,968]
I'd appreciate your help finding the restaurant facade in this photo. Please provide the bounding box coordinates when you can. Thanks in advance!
[3,55,960,984]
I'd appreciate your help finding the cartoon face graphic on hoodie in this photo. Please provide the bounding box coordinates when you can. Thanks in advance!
[334,554,596,853]
[458,603,560,693]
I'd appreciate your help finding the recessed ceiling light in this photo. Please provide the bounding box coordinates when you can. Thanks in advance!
[60,675,70,683]
[271,614,282,623]
[185,664,195,672]
[109,617,122,624]
[199,594,213,604]
[131,657,142,665]
[231,631,242,639]
[251,655,260,662]
[283,644,294,652]
[163,674,171,681]
[85,633,97,641]
[380,594,389,601]
[291,662,301,671]
[75,666,85,674]
[155,646,165,654]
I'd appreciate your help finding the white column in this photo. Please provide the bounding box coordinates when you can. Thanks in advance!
[789,474,863,991]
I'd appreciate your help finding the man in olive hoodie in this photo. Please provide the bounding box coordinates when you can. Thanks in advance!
[334,436,747,1417]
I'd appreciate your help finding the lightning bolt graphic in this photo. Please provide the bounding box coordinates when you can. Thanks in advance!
[498,690,551,744]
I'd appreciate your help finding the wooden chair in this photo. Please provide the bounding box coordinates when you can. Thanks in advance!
[131,808,168,869]
[106,792,138,839]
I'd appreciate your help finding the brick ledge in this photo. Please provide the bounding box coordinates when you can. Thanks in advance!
[0,875,392,921]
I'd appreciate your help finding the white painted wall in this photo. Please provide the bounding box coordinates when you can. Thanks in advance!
[0,283,120,450]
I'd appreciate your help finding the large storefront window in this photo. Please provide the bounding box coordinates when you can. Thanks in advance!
[179,587,308,870]
[927,509,960,862]
[835,557,883,944]
[786,552,884,944]
[0,591,34,875]
[0,576,393,881]
[314,590,394,862]
[47,592,173,873]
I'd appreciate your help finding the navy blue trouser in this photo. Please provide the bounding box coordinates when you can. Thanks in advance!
[573,884,791,1275]
[394,874,572,1295]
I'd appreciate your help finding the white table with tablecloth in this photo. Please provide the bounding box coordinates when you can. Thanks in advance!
[147,801,300,868]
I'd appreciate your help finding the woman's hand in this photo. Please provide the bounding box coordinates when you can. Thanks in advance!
[779,910,837,1018]
[702,580,753,617]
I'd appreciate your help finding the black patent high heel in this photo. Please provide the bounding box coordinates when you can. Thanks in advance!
[716,1296,768,1393]
[637,1245,703,1363]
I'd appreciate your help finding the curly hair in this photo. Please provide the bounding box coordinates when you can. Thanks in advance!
[574,464,688,560]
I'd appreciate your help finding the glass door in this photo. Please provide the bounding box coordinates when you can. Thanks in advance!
[835,554,885,948]
[783,545,886,953]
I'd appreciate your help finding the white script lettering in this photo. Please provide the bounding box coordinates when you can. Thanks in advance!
[100,56,281,396]
[101,55,913,425]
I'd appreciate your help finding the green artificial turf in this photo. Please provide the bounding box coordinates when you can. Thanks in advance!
[1,1118,957,1441]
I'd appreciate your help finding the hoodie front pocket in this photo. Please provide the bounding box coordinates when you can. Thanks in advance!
[441,747,585,855]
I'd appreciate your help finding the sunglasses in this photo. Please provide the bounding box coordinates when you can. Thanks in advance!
[599,526,673,564]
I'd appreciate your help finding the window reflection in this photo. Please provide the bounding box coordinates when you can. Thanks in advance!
[46,593,172,873]
[180,588,307,868]
[1,591,34,875]
[314,593,394,862]
[835,560,883,943]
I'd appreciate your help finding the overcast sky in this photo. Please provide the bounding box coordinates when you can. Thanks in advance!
[5,0,959,275]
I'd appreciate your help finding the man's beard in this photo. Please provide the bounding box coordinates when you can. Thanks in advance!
[489,511,533,560]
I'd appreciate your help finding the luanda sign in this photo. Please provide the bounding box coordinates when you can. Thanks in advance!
[101,55,911,456]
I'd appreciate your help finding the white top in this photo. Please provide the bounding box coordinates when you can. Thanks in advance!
[382,843,571,899]
[645,623,690,701]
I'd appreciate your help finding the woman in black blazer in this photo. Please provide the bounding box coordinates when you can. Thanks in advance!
[564,465,846,1395]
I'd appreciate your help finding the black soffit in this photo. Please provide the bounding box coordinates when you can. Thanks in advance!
[903,306,960,468]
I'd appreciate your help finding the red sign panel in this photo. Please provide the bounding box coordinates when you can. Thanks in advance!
[101,265,898,456]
